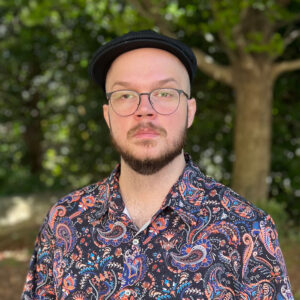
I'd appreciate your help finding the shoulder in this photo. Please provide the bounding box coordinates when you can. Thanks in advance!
[184,170,282,249]
[212,181,267,222]
[58,177,110,206]
[45,177,111,230]
[183,161,268,223]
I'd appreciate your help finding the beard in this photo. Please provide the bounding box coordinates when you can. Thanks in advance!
[110,122,187,175]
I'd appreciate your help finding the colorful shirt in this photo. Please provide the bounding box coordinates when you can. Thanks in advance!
[22,154,293,299]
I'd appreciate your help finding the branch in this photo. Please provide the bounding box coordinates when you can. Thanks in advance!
[272,59,300,80]
[231,7,250,55]
[209,1,235,62]
[128,0,175,37]
[128,0,233,86]
[227,7,263,69]
[193,48,233,86]
[284,29,300,47]
[274,13,300,30]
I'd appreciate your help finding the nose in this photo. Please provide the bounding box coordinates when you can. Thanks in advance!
[134,93,157,119]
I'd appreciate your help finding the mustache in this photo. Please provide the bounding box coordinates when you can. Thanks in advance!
[127,123,167,138]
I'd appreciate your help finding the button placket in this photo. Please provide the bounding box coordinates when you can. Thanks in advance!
[124,289,131,296]
[132,238,139,246]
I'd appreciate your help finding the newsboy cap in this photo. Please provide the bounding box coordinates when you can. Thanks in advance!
[88,30,197,90]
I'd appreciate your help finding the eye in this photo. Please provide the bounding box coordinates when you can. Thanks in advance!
[119,92,134,99]
[112,91,137,101]
[157,91,172,97]
[158,92,172,97]
[153,89,177,99]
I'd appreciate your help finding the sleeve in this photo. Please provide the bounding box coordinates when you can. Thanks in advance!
[241,213,294,299]
[21,215,56,300]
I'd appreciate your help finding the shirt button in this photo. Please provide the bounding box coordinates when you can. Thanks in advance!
[124,289,131,296]
[132,238,139,245]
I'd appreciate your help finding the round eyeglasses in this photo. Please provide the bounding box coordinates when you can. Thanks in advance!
[106,88,190,117]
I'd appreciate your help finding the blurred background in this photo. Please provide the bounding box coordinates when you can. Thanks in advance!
[0,0,300,298]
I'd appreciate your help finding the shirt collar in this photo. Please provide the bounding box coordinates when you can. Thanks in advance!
[104,153,208,226]
[106,164,124,218]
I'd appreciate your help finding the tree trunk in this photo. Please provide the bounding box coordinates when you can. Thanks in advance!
[231,61,273,203]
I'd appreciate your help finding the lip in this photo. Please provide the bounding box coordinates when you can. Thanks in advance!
[128,123,167,140]
[133,129,160,138]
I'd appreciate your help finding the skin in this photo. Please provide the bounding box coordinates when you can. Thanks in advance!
[103,48,196,228]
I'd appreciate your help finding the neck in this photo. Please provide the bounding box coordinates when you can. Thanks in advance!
[119,152,186,228]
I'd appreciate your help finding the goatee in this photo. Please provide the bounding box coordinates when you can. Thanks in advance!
[110,123,187,175]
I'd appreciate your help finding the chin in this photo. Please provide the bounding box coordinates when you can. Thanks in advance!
[117,144,184,175]
[131,150,182,175]
[110,127,187,175]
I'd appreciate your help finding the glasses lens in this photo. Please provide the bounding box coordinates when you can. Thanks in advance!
[150,88,180,115]
[110,90,139,116]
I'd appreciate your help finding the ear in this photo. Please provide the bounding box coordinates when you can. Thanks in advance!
[187,98,196,128]
[103,104,110,129]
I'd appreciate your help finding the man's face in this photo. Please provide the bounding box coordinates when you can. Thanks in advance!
[103,48,196,174]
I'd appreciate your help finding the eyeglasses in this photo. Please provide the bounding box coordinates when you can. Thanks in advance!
[106,88,190,117]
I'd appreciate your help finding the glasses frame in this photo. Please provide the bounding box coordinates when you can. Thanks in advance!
[106,88,190,117]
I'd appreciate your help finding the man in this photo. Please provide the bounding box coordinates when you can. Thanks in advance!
[22,30,293,299]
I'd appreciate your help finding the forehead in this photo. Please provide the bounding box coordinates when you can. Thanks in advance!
[105,48,189,91]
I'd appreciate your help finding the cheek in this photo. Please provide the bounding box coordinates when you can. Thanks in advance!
[173,105,188,127]
[164,114,187,137]
[109,115,130,138]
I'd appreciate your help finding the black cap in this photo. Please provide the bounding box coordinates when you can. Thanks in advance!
[89,30,197,90]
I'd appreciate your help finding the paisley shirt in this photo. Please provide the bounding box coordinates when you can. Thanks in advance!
[22,154,294,299]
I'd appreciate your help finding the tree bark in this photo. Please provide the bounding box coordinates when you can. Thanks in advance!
[231,61,273,202]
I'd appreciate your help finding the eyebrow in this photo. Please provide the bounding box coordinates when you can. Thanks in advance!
[110,78,179,90]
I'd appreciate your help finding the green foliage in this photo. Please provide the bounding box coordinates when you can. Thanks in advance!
[175,0,300,55]
[272,69,300,224]
[0,0,155,195]
[1,0,115,192]
[245,32,285,56]
[0,0,300,225]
